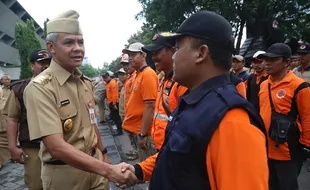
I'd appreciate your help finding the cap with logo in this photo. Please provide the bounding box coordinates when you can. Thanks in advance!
[47,10,82,35]
[258,43,292,59]
[297,43,310,54]
[160,11,235,53]
[142,33,174,52]
[120,54,129,63]
[30,49,52,63]
[122,42,144,54]
[117,68,126,74]
[232,55,244,62]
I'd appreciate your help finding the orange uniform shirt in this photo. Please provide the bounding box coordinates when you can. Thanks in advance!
[235,81,246,98]
[106,79,118,105]
[152,78,187,150]
[124,71,136,114]
[259,71,310,160]
[122,66,159,134]
[139,108,268,190]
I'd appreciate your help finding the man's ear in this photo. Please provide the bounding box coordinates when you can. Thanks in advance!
[195,44,210,64]
[46,41,55,55]
[284,58,291,68]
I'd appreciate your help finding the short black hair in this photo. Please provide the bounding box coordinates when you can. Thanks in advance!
[191,37,232,71]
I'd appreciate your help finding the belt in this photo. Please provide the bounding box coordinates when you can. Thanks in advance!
[45,147,97,165]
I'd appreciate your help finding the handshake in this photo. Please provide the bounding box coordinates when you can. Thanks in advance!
[107,162,139,189]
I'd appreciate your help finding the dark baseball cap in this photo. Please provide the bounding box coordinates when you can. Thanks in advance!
[142,33,174,52]
[30,49,52,63]
[297,43,310,54]
[258,43,292,59]
[160,11,235,53]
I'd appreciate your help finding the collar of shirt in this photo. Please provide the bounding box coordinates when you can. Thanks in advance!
[182,73,230,105]
[297,65,310,72]
[268,70,294,86]
[49,60,83,86]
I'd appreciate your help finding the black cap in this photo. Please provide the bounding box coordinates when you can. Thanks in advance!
[258,43,292,59]
[142,33,174,52]
[160,11,235,53]
[297,43,310,54]
[30,49,52,63]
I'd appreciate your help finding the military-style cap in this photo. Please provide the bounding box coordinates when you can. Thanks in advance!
[297,43,310,54]
[142,33,174,52]
[30,49,52,63]
[47,10,82,35]
[122,42,144,54]
[258,43,292,59]
[160,11,235,53]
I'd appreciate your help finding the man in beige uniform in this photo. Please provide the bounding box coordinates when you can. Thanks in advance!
[23,10,137,190]
[0,73,11,169]
[0,86,9,170]
[4,49,52,189]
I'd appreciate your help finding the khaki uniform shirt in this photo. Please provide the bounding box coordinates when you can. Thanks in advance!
[3,90,21,119]
[24,60,98,162]
[119,85,125,120]
[0,87,5,132]
[293,66,310,83]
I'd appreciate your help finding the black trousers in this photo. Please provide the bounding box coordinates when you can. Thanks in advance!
[109,103,122,131]
[268,158,303,190]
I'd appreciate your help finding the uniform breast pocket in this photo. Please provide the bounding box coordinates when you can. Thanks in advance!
[58,104,77,133]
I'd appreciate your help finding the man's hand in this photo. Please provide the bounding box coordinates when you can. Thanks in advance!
[138,137,147,150]
[102,154,111,164]
[9,147,28,164]
[106,163,138,188]
[114,163,136,189]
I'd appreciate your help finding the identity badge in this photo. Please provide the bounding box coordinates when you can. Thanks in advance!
[89,108,96,125]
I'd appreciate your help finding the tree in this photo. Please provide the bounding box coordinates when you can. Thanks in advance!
[107,57,122,73]
[15,19,42,79]
[136,0,310,53]
[78,64,99,78]
[43,18,50,39]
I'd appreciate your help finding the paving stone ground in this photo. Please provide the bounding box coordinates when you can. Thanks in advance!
[1,122,310,190]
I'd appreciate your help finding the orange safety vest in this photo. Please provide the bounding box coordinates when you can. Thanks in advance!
[152,77,185,150]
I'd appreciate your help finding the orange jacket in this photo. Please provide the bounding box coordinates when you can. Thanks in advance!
[106,79,119,105]
[259,71,310,160]
[152,78,187,150]
[138,108,268,190]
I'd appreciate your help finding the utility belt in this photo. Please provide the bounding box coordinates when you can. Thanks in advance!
[20,140,40,149]
[45,147,97,165]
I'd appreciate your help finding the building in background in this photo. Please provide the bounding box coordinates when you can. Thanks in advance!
[0,0,45,79]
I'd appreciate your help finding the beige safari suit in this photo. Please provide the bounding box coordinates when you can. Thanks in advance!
[0,87,10,166]
[24,60,109,190]
[3,89,42,190]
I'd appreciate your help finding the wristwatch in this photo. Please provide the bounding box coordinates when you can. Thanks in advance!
[101,148,108,155]
[139,133,147,139]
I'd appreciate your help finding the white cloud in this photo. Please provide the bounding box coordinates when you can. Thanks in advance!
[18,0,144,68]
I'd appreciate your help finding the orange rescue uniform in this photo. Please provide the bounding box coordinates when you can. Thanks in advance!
[124,71,136,114]
[138,108,268,190]
[122,66,158,134]
[106,79,119,105]
[152,77,187,150]
[259,71,310,160]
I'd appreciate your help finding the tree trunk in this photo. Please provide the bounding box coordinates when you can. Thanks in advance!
[236,19,245,54]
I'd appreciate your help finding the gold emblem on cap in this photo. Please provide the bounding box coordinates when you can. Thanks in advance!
[160,32,177,37]
[63,119,73,132]
[300,45,306,50]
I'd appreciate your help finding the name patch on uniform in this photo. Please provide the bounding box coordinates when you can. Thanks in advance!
[60,99,70,106]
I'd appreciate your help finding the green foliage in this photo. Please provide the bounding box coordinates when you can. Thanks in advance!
[78,64,100,78]
[107,57,122,73]
[136,0,310,48]
[15,19,42,79]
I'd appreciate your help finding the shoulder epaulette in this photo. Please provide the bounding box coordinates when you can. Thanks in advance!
[33,73,53,85]
[82,75,92,82]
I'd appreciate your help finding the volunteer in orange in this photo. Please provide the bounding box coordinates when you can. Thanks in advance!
[102,72,123,136]
[122,42,158,161]
[229,73,246,98]
[258,43,310,190]
[142,33,187,150]
[118,11,268,190]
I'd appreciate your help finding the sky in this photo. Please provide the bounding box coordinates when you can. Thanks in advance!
[18,0,144,68]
